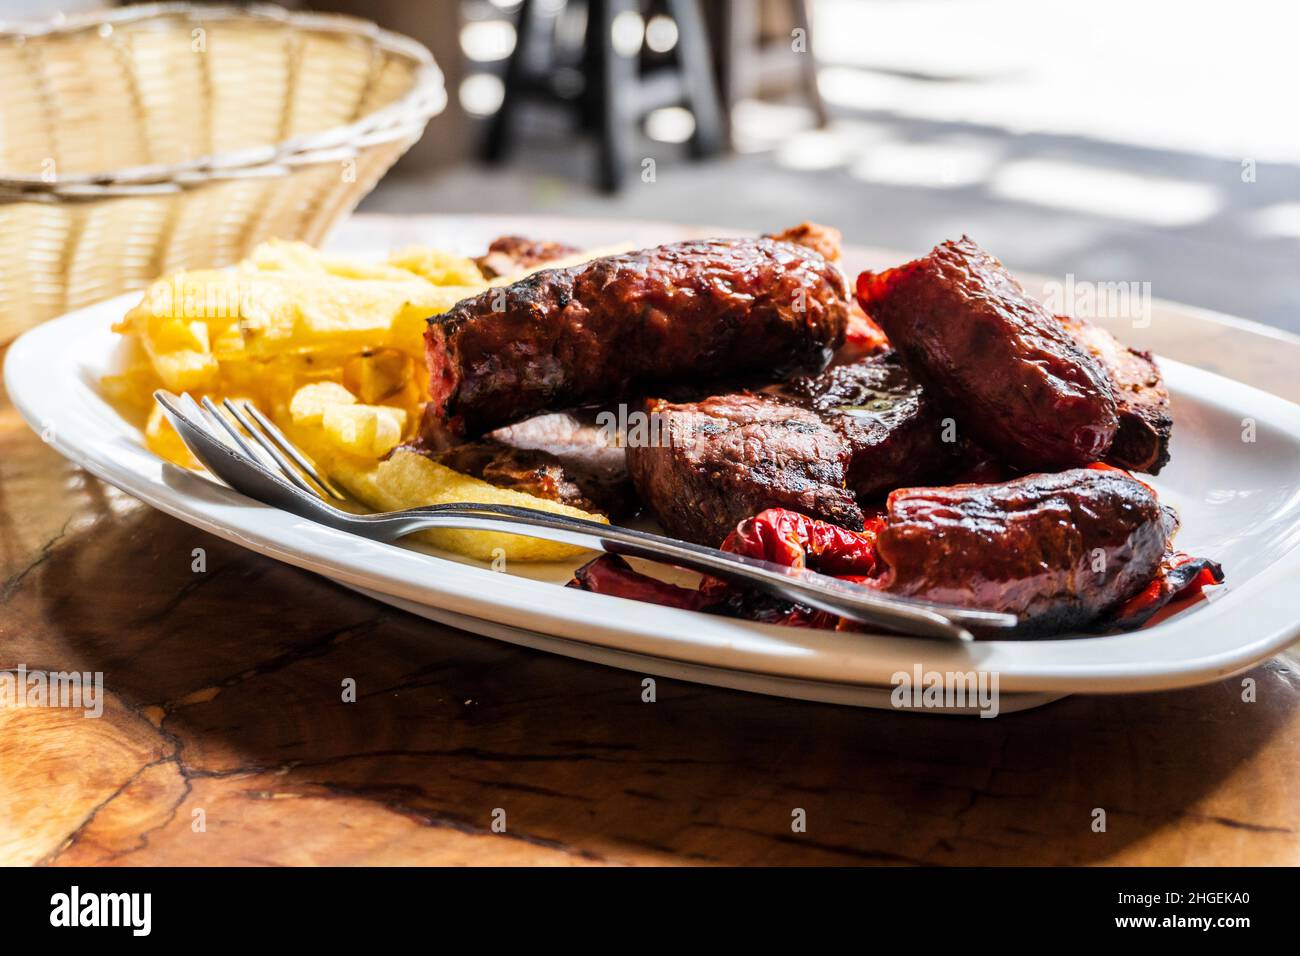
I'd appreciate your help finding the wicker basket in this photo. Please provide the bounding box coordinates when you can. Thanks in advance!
[0,3,445,343]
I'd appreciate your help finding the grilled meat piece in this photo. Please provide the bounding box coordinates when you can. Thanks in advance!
[429,410,634,518]
[1059,315,1172,474]
[875,467,1167,634]
[856,237,1118,471]
[434,441,604,513]
[765,221,844,263]
[424,237,850,441]
[628,352,954,544]
[474,236,581,279]
[572,477,1221,638]
[765,222,890,360]
[626,393,864,546]
[769,351,954,500]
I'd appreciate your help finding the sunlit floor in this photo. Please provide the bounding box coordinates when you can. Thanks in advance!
[363,0,1300,333]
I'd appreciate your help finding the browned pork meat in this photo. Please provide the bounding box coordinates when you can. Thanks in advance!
[428,410,634,518]
[875,467,1167,634]
[627,352,956,545]
[626,392,864,545]
[856,237,1119,471]
[765,221,844,263]
[1058,315,1172,474]
[424,236,850,443]
[474,236,581,278]
[767,352,954,500]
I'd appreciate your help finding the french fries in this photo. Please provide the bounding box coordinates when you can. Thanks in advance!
[107,239,606,562]
[109,239,470,462]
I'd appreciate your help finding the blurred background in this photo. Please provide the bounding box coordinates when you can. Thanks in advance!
[6,0,1297,331]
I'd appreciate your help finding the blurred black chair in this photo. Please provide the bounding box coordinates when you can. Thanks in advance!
[483,0,723,192]
[707,0,828,149]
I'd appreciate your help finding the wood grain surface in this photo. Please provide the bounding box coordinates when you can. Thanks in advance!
[1,219,1297,866]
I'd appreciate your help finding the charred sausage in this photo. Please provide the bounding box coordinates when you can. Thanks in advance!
[424,237,850,441]
[856,237,1118,470]
[875,467,1167,633]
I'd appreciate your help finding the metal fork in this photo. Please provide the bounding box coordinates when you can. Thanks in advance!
[154,389,1019,642]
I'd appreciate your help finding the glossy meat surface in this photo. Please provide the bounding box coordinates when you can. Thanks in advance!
[626,393,864,546]
[628,353,955,544]
[764,221,844,263]
[770,351,954,500]
[876,468,1166,633]
[1059,314,1172,474]
[425,237,850,441]
[856,237,1118,470]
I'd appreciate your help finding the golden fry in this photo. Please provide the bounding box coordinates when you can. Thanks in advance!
[108,240,604,563]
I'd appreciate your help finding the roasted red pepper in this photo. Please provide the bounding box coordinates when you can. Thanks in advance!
[839,304,891,360]
[701,508,883,628]
[1102,551,1224,630]
[714,508,882,577]
[569,509,883,630]
[569,554,715,612]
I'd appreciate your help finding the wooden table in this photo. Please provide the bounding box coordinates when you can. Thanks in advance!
[2,216,1297,866]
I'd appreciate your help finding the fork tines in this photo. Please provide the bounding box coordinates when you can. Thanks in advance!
[190,394,344,501]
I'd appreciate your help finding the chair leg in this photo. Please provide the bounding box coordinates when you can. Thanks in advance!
[483,0,539,164]
[592,0,638,192]
[712,0,758,152]
[792,0,830,128]
[666,0,724,159]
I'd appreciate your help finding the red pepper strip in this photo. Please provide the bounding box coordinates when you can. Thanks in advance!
[566,554,838,626]
[713,508,882,577]
[697,509,883,627]
[568,510,883,629]
[568,554,718,611]
[1101,552,1225,631]
[839,305,891,360]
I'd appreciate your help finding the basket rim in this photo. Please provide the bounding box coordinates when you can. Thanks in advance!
[0,2,445,196]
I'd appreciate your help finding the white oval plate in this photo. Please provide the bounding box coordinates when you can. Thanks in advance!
[7,225,1300,703]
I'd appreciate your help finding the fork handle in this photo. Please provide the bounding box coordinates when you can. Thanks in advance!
[153,388,1009,641]
[352,504,1015,641]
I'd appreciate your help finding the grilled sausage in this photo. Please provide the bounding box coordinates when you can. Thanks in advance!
[856,237,1118,470]
[424,237,850,442]
[875,467,1167,634]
